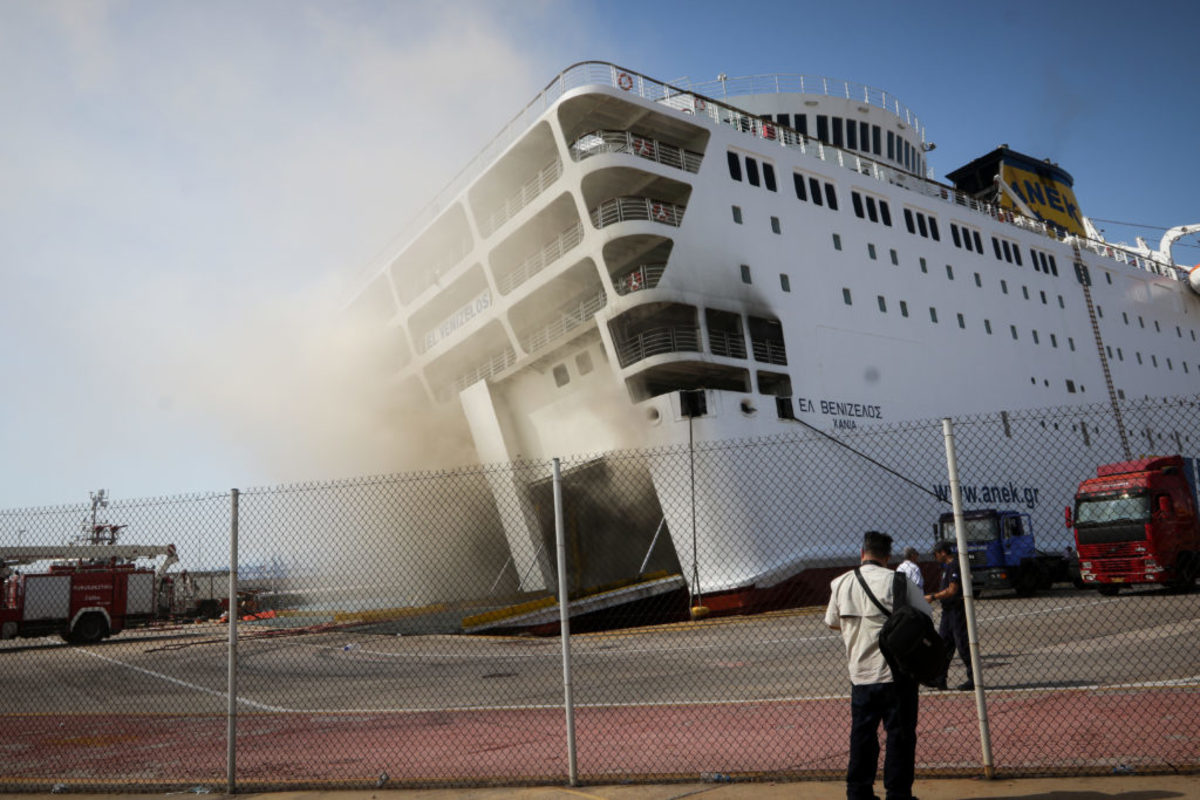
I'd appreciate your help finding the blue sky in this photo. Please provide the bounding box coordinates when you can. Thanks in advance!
[2,0,1198,510]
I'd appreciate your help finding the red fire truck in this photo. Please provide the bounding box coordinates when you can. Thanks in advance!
[1068,455,1200,594]
[0,532,182,644]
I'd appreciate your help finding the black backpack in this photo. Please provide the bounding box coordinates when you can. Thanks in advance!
[854,568,943,686]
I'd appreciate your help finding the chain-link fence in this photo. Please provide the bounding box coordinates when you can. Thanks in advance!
[2,394,1198,791]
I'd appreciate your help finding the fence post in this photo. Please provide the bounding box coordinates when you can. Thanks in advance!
[227,488,239,794]
[941,419,995,778]
[553,459,578,785]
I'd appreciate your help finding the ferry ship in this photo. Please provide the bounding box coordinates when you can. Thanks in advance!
[349,62,1200,613]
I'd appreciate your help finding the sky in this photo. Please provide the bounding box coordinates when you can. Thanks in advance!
[2,0,1198,511]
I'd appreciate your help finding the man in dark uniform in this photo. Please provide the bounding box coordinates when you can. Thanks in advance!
[925,540,973,691]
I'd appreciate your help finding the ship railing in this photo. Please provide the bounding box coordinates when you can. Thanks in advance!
[401,236,474,305]
[751,339,788,366]
[496,220,585,295]
[709,330,748,360]
[590,196,685,229]
[477,157,564,238]
[518,289,607,354]
[436,345,518,402]
[614,326,701,368]
[614,263,667,296]
[569,130,703,173]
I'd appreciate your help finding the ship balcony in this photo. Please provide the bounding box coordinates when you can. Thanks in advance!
[614,325,701,368]
[751,339,788,365]
[709,329,748,360]
[569,130,703,174]
[614,263,666,295]
[476,156,563,238]
[516,288,607,355]
[430,342,519,403]
[590,196,686,229]
[494,219,584,296]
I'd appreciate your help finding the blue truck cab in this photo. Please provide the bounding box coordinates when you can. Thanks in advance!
[936,509,1075,596]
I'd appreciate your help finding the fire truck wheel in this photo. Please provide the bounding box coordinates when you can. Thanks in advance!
[69,614,108,644]
[1170,552,1197,593]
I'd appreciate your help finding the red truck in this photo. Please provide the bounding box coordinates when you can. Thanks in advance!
[1067,455,1200,595]
[0,538,181,643]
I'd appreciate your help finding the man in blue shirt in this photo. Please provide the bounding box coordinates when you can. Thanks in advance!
[925,541,973,691]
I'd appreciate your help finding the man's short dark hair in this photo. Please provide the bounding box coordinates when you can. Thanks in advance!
[933,540,954,556]
[863,530,893,559]
[903,547,920,561]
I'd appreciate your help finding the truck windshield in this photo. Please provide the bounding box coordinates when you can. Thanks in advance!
[1074,492,1150,525]
[940,516,998,544]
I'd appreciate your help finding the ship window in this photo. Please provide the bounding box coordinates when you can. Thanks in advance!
[1013,246,1022,266]
[792,173,807,200]
[1048,255,1058,275]
[1168,357,1173,370]
[1059,295,1065,309]
[974,272,982,287]
[852,192,864,218]
[951,223,962,248]
[992,237,1002,260]
[946,264,954,280]
[916,214,928,238]
[1001,280,1008,294]
[1002,241,1013,262]
[1117,348,1123,360]
[920,257,928,274]
[984,319,992,334]
[880,201,892,226]
[1051,334,1058,348]
[1193,330,1197,342]
[796,114,808,135]
[759,371,793,397]
[1122,312,1129,324]
[1177,326,1182,338]
[878,295,887,313]
[763,163,777,191]
[890,249,898,265]
[833,233,842,250]
[1185,362,1190,374]
[775,113,789,125]
[1154,320,1161,332]
[1066,379,1076,393]
[771,216,781,234]
[860,121,869,151]
[904,209,916,234]
[872,125,881,156]
[1139,316,1145,328]
[741,264,752,284]
[957,313,966,329]
[553,364,570,387]
[846,119,858,149]
[727,152,742,181]
[1137,352,1144,364]
[1032,330,1040,344]
[576,352,594,375]
[832,117,844,147]
[843,288,852,305]
[816,115,829,143]
[868,243,877,260]
[929,216,940,240]
[1040,290,1047,304]
[780,273,791,292]
[745,157,761,187]
[1040,251,1050,272]
[1152,355,1158,367]
[810,178,823,206]
[824,183,838,210]
[866,196,878,223]
[887,130,895,160]
[1023,286,1030,300]
[1106,272,1113,285]
[929,307,938,323]
[1010,325,1018,340]
[732,205,743,224]
[1068,337,1075,351]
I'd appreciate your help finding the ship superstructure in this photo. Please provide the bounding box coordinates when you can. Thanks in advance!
[350,62,1200,605]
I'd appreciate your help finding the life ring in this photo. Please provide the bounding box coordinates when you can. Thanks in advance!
[652,203,668,222]
[634,137,653,156]
[617,72,633,91]
[694,97,706,111]
[762,122,776,140]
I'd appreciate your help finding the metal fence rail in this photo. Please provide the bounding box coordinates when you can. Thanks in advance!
[2,394,1199,791]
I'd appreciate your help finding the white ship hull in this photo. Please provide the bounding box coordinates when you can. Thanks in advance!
[351,63,1200,603]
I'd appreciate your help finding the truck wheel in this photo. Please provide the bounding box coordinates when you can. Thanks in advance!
[1097,585,1120,597]
[1170,553,1197,593]
[68,614,108,644]
[1014,568,1039,597]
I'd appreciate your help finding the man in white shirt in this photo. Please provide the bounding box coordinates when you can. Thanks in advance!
[825,531,933,800]
[896,547,924,591]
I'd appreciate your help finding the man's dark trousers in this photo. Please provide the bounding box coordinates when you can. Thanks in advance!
[847,676,919,800]
[938,603,971,682]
